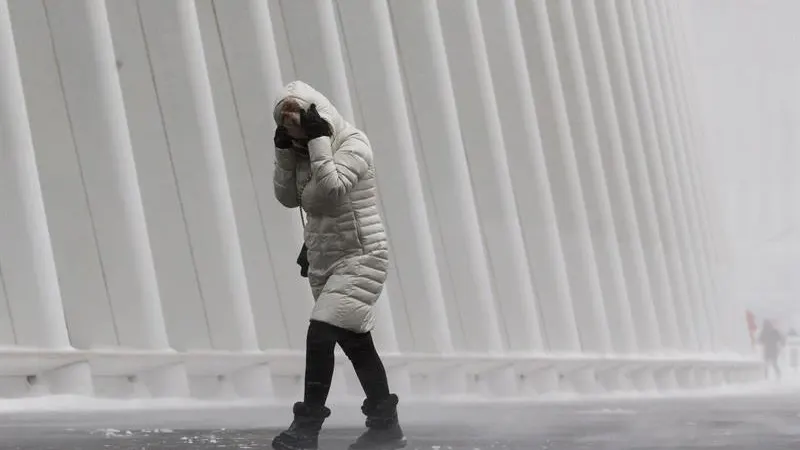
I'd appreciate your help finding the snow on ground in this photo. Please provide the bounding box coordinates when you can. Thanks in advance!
[2,388,800,449]
[0,376,798,431]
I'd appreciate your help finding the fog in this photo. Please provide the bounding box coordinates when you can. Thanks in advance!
[1,1,799,447]
[685,0,800,331]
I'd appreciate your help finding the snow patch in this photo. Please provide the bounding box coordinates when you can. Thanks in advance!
[0,395,258,414]
[578,408,637,415]
[0,380,796,430]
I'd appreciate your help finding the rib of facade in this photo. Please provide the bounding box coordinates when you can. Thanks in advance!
[0,0,758,401]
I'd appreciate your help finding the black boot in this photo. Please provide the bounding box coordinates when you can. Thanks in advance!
[272,402,331,450]
[349,394,406,450]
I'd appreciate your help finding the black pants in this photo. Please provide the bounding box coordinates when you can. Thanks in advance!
[764,350,781,379]
[304,319,391,407]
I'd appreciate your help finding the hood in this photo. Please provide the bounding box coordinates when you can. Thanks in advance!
[273,80,348,138]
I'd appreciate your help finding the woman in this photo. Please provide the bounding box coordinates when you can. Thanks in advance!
[271,80,405,450]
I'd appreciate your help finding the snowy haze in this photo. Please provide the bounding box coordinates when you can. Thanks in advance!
[685,0,800,330]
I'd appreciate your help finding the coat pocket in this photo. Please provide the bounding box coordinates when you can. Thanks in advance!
[350,209,365,253]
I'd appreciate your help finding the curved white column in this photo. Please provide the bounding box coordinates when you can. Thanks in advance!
[42,0,173,353]
[661,4,721,271]
[136,0,258,352]
[617,0,698,351]
[277,0,354,122]
[630,0,712,352]
[665,1,721,271]
[436,0,545,352]
[10,0,117,351]
[387,0,505,353]
[548,0,637,355]
[0,0,70,350]
[643,0,718,350]
[478,0,581,353]
[595,0,680,351]
[243,0,314,348]
[653,1,716,286]
[572,0,661,352]
[199,0,312,350]
[106,0,214,354]
[0,0,92,394]
[663,1,735,351]
[516,0,612,355]
[332,0,453,355]
[678,1,750,354]
[195,0,290,350]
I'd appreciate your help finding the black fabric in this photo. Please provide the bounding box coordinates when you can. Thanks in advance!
[362,394,400,428]
[296,243,309,278]
[274,125,293,149]
[300,104,333,140]
[272,402,331,450]
[303,320,390,407]
[351,394,405,450]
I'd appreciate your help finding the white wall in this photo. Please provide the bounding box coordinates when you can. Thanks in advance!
[0,0,760,401]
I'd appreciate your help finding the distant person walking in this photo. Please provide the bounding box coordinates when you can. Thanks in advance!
[758,320,786,379]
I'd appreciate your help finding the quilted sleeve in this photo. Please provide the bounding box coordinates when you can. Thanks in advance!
[306,134,371,202]
[273,147,299,208]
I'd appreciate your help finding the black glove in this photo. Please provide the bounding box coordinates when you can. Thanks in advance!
[300,104,333,140]
[296,243,309,278]
[274,125,293,149]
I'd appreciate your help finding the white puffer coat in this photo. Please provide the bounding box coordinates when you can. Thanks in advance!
[272,81,389,333]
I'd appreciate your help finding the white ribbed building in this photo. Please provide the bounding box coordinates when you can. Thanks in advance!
[0,0,759,402]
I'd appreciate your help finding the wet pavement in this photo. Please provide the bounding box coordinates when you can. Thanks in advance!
[1,393,800,449]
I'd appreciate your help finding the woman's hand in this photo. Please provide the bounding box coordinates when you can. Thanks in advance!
[300,104,333,140]
[274,125,294,149]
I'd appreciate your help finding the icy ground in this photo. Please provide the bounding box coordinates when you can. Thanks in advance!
[0,380,800,449]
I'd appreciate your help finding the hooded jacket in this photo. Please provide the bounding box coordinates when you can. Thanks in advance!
[272,81,389,333]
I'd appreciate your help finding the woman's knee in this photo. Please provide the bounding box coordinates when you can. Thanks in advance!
[307,320,340,350]
[340,333,380,364]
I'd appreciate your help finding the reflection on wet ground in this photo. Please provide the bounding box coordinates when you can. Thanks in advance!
[0,393,799,449]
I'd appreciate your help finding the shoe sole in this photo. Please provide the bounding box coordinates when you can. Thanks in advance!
[272,440,319,450]
[348,437,408,450]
